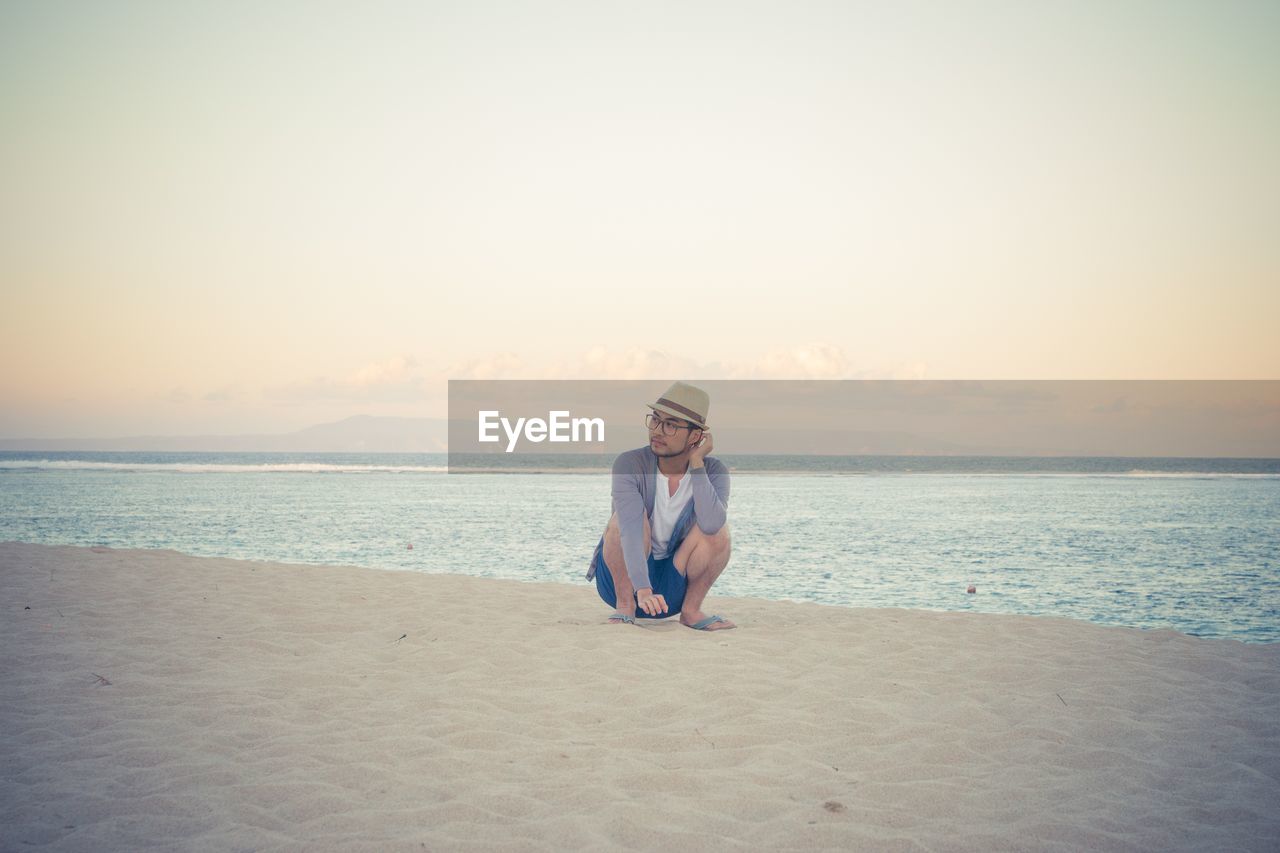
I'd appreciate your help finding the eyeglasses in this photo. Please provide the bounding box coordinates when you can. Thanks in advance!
[645,413,698,436]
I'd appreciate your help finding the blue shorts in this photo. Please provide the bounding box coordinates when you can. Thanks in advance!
[592,536,687,619]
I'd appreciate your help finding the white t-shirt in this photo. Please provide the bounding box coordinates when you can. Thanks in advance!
[650,463,693,559]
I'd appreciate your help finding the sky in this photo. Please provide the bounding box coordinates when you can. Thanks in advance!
[2,0,1277,439]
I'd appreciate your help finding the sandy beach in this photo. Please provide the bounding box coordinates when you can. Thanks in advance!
[2,541,1277,852]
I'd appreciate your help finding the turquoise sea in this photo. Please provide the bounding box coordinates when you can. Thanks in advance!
[2,451,1277,642]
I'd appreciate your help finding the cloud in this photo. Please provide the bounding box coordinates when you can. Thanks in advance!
[203,385,245,403]
[441,352,528,380]
[159,387,191,404]
[736,344,854,379]
[265,354,430,403]
[436,344,930,381]
[563,347,710,380]
[887,361,931,380]
[441,348,717,380]
[262,344,942,407]
[348,355,418,387]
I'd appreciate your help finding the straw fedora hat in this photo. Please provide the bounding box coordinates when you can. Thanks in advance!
[648,381,710,429]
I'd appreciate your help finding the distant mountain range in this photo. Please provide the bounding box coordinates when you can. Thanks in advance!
[0,416,450,453]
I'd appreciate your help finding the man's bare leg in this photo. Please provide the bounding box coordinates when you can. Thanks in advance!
[672,524,734,630]
[602,512,650,623]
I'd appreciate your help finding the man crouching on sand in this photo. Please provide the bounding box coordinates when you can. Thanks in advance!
[585,381,735,630]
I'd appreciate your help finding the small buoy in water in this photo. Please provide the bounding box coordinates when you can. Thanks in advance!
[967,585,976,594]
[407,543,414,550]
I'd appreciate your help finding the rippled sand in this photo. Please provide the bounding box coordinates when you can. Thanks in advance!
[2,541,1277,851]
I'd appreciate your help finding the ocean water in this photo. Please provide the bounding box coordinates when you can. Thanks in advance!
[1,452,1277,643]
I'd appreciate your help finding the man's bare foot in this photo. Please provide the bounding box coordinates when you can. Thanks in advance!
[608,607,637,624]
[679,610,736,631]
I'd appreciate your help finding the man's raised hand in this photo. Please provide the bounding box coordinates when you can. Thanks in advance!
[689,430,713,467]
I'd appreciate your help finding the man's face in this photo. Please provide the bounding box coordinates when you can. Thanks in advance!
[647,409,701,457]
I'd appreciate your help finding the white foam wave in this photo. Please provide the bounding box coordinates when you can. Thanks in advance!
[934,471,1280,479]
[1118,470,1279,479]
[732,470,1280,479]
[1,460,1274,478]
[0,460,448,474]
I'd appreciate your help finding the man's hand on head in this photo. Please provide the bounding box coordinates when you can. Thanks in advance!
[689,430,713,468]
[636,588,668,616]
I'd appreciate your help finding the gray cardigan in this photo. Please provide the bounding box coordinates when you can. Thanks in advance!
[586,446,731,591]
